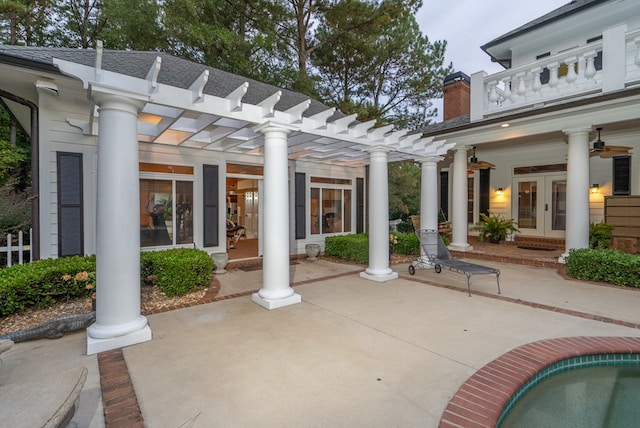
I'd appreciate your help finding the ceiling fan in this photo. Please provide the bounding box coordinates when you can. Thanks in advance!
[468,146,495,170]
[590,127,631,158]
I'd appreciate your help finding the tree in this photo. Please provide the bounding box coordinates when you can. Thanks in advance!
[0,0,52,46]
[163,0,293,86]
[51,0,107,48]
[388,160,421,220]
[100,0,166,51]
[313,0,451,129]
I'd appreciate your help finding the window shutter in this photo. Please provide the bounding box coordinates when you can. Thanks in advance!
[440,171,449,221]
[203,165,219,247]
[479,169,491,217]
[356,177,364,233]
[613,156,631,195]
[295,173,306,239]
[57,152,83,256]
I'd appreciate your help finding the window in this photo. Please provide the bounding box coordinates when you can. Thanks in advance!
[310,177,352,235]
[140,164,194,247]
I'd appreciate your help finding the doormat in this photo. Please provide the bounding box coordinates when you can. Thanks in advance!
[239,265,262,272]
[239,261,299,272]
[517,245,555,251]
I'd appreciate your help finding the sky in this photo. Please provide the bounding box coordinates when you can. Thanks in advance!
[416,0,569,119]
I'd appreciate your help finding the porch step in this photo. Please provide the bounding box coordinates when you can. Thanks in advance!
[509,236,565,250]
[468,235,564,250]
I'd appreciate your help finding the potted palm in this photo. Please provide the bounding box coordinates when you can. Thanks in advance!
[473,211,519,243]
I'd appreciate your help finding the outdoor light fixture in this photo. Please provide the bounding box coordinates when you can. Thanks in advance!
[590,184,600,193]
[500,123,510,128]
[496,187,504,195]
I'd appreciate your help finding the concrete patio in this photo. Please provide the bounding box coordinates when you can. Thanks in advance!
[1,258,640,427]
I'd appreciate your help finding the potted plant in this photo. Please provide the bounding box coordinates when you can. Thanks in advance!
[473,211,519,243]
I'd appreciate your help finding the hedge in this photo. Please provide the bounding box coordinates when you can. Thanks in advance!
[0,255,96,316]
[0,248,213,316]
[324,232,419,263]
[324,234,369,263]
[565,249,640,287]
[141,248,213,296]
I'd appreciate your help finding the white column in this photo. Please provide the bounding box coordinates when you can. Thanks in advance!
[360,146,398,283]
[561,128,591,262]
[87,93,151,355]
[449,147,473,251]
[419,156,442,231]
[252,123,301,309]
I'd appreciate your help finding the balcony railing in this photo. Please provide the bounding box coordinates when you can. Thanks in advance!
[472,27,640,120]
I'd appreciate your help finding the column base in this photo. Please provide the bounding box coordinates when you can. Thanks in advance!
[252,292,301,310]
[448,243,474,252]
[87,325,152,355]
[360,270,399,283]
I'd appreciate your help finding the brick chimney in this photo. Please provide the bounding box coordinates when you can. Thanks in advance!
[443,72,470,121]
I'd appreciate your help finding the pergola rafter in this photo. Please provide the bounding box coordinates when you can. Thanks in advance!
[53,55,453,165]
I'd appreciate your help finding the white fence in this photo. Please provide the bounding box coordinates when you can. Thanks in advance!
[0,229,32,268]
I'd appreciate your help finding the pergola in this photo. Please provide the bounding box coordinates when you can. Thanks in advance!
[1,44,454,354]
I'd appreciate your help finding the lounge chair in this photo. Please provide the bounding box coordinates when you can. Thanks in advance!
[409,229,500,296]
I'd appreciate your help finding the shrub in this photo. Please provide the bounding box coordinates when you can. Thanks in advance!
[396,221,414,234]
[391,232,420,255]
[0,248,213,316]
[472,211,519,242]
[325,234,369,263]
[0,255,96,316]
[589,222,613,249]
[141,248,213,296]
[565,249,640,287]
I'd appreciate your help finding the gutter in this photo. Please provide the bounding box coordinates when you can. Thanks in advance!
[0,89,39,260]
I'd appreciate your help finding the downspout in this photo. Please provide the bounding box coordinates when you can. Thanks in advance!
[0,89,39,260]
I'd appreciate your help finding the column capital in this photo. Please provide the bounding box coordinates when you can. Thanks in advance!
[254,121,297,135]
[563,126,592,136]
[89,83,147,111]
[417,155,443,164]
[365,145,393,155]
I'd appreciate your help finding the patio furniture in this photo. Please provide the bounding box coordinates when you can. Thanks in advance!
[226,219,246,249]
[409,229,500,296]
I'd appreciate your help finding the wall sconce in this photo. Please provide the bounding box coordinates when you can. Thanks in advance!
[590,184,599,193]
[496,187,504,196]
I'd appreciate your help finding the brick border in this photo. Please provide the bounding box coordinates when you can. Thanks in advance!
[97,349,145,427]
[438,337,640,428]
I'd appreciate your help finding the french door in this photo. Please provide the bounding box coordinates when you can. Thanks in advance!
[512,173,566,238]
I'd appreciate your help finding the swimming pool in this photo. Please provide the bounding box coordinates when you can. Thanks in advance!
[438,337,640,428]
[498,354,640,427]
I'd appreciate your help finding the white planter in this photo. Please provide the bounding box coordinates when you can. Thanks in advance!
[211,252,229,274]
[305,243,321,261]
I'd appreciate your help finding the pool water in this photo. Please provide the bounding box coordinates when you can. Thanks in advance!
[500,365,640,427]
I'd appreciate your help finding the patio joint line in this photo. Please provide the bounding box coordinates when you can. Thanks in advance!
[400,274,640,330]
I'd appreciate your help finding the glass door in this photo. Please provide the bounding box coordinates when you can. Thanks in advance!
[512,174,566,238]
[545,176,566,237]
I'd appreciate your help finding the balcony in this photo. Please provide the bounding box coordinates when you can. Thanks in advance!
[471,27,640,121]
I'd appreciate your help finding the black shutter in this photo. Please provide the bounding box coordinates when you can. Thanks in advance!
[439,171,449,221]
[203,165,219,247]
[57,152,83,256]
[613,156,631,195]
[356,177,364,233]
[295,172,306,239]
[479,169,490,217]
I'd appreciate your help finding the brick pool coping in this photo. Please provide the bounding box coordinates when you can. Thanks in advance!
[438,336,640,428]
